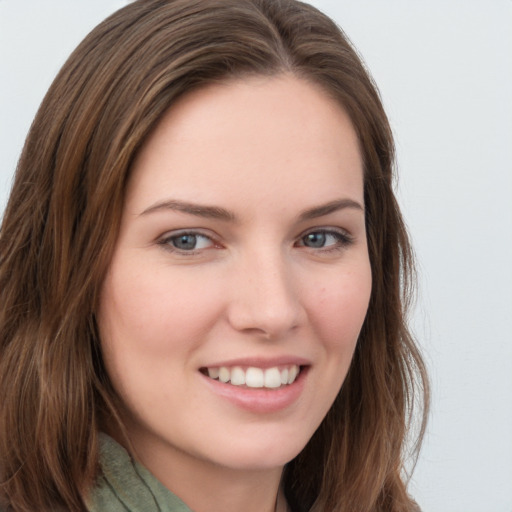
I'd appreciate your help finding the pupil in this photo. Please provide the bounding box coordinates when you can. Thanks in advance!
[305,232,325,248]
[174,234,197,250]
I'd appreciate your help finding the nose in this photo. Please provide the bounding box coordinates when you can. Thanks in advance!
[226,248,304,339]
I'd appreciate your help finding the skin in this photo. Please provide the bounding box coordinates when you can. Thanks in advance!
[98,74,372,512]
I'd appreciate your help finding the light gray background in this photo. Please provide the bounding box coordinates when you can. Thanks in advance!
[1,1,511,511]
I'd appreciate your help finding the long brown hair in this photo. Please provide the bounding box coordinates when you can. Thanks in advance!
[0,1,429,510]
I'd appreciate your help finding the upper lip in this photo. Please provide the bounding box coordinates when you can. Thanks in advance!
[201,355,311,369]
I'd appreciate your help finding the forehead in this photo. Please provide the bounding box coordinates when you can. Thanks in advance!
[126,74,363,215]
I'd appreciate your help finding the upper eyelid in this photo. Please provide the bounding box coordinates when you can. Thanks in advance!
[158,228,217,241]
[298,226,353,238]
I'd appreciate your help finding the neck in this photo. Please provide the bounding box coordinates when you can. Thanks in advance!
[129,434,287,512]
[168,464,284,512]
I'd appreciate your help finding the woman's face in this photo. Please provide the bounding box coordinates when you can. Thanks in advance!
[98,75,371,479]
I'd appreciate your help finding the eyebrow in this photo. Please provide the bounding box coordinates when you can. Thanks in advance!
[298,198,364,221]
[141,199,236,221]
[140,197,363,222]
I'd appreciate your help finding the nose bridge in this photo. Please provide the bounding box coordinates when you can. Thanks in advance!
[227,243,302,337]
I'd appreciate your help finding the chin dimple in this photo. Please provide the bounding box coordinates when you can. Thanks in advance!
[205,365,300,389]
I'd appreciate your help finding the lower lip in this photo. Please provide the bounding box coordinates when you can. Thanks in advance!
[200,367,308,414]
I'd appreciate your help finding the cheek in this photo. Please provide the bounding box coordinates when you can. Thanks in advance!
[307,264,372,349]
[99,262,222,354]
[97,264,224,413]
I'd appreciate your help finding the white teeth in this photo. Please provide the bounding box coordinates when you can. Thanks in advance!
[264,367,282,388]
[206,364,301,389]
[230,366,246,386]
[207,367,220,379]
[246,367,264,388]
[218,367,230,383]
[287,365,299,385]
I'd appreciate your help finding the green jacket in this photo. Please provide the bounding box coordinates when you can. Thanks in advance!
[87,433,192,512]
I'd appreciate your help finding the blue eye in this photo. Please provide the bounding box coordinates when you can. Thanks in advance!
[298,230,352,250]
[302,232,328,248]
[162,232,214,252]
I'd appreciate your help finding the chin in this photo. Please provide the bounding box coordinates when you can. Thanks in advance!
[200,431,312,472]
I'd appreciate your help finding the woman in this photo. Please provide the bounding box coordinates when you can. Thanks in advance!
[0,0,429,511]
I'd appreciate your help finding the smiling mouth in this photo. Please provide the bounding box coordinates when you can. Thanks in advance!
[201,364,302,389]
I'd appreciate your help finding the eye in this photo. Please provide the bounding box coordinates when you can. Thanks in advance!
[159,232,215,252]
[297,229,353,251]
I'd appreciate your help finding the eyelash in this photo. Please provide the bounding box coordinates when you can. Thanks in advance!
[295,228,354,253]
[158,231,218,255]
[157,228,354,255]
